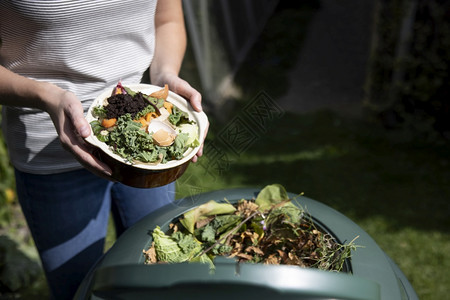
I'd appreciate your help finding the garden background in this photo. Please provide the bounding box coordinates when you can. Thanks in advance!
[1,1,449,299]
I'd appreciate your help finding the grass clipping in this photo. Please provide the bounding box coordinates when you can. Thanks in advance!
[144,184,359,272]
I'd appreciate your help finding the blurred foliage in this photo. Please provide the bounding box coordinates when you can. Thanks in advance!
[0,106,16,228]
[0,236,41,294]
[365,0,450,139]
[235,1,319,99]
[1,107,45,298]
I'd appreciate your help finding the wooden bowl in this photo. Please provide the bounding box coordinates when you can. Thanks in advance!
[85,84,208,188]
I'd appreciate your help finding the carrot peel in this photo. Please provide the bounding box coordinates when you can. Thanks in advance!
[150,84,169,100]
[101,118,117,128]
[163,101,173,114]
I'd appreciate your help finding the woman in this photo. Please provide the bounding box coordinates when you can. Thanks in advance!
[0,1,205,298]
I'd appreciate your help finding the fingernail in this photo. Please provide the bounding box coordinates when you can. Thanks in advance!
[80,126,90,137]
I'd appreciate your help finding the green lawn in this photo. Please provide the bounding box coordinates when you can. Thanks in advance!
[175,109,450,300]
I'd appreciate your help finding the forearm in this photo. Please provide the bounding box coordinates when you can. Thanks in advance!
[148,0,203,115]
[0,65,111,176]
[0,65,62,112]
[150,0,187,84]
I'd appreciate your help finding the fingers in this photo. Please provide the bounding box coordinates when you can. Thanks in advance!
[57,94,113,178]
[181,85,202,112]
[154,75,207,163]
[197,142,204,157]
[73,144,114,179]
[44,88,113,179]
[59,117,113,177]
[162,75,203,112]
[191,118,209,163]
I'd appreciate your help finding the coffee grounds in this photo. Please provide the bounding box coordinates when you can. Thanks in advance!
[105,92,149,119]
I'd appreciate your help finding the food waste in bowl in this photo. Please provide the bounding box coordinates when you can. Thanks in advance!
[85,83,208,188]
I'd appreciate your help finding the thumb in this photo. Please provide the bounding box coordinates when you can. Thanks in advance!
[75,116,91,138]
[173,80,203,112]
[64,97,91,138]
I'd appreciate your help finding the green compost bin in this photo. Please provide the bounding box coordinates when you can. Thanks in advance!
[75,188,418,300]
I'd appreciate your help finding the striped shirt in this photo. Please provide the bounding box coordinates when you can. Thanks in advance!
[0,0,157,174]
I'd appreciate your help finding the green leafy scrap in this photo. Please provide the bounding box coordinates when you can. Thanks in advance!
[200,225,216,243]
[212,215,242,235]
[145,96,165,109]
[145,185,359,273]
[152,226,188,263]
[180,200,236,234]
[151,226,214,268]
[134,104,156,120]
[255,184,290,211]
[92,106,107,119]
[169,106,192,126]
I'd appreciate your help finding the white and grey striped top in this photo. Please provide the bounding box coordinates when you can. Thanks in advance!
[0,0,157,174]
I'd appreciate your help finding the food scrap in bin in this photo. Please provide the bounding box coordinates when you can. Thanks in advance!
[144,184,360,272]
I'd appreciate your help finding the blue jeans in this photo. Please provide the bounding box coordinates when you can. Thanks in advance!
[14,168,175,300]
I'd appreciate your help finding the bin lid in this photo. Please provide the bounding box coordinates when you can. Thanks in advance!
[76,188,415,300]
[92,260,380,300]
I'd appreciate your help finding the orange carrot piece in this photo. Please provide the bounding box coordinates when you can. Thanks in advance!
[138,117,148,128]
[150,84,169,100]
[163,101,173,114]
[145,112,159,122]
[101,118,117,128]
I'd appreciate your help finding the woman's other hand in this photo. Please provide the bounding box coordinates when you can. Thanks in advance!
[153,74,208,162]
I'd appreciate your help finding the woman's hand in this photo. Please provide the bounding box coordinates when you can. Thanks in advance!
[0,67,113,179]
[43,86,113,178]
[152,74,208,162]
[151,0,208,162]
